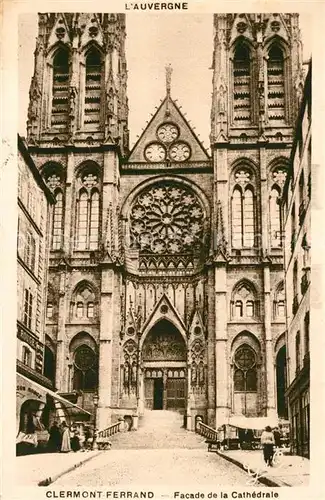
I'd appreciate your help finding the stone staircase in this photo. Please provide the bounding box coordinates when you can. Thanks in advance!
[109,410,206,450]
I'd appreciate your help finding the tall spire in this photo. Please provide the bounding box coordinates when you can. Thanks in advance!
[165,63,173,96]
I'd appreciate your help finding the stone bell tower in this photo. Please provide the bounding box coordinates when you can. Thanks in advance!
[210,14,304,426]
[26,13,129,428]
[27,13,128,149]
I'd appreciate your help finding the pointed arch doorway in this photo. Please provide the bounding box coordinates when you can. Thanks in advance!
[141,319,187,411]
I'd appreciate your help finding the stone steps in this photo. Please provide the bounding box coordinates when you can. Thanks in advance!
[109,410,206,450]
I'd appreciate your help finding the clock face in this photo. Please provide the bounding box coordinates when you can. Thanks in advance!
[157,123,179,143]
[169,142,191,162]
[144,143,166,162]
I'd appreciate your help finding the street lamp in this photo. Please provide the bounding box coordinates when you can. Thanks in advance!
[92,392,99,450]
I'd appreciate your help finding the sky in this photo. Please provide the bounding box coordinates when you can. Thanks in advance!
[18,13,312,149]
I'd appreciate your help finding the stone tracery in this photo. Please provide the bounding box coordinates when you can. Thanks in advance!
[129,182,205,255]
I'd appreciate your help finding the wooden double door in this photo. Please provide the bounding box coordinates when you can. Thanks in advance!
[144,368,186,410]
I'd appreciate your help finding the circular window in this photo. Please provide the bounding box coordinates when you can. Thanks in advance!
[194,326,201,335]
[160,305,168,314]
[74,345,96,371]
[144,142,167,162]
[156,123,179,143]
[127,326,135,336]
[82,173,98,188]
[169,141,191,162]
[234,346,255,370]
[129,182,205,255]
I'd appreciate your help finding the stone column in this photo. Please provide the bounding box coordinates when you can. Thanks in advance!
[186,363,192,430]
[215,148,229,246]
[264,265,276,417]
[97,269,114,430]
[215,264,230,427]
[64,152,74,254]
[163,370,168,410]
[206,269,215,427]
[138,367,144,416]
[55,270,67,391]
[259,147,269,252]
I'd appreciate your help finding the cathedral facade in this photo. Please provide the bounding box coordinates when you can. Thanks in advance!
[26,13,304,430]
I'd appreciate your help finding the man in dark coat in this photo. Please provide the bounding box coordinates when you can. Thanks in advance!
[48,421,62,452]
[273,426,281,448]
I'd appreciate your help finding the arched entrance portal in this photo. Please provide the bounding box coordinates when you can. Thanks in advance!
[142,319,187,411]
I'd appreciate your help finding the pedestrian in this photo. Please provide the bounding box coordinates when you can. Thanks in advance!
[245,428,254,450]
[273,426,281,448]
[260,425,275,466]
[48,421,62,452]
[60,421,71,453]
[238,428,246,449]
[77,426,85,451]
[84,427,92,450]
[70,427,81,452]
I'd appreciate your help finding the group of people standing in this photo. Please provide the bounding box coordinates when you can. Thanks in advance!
[48,421,92,453]
[17,415,94,455]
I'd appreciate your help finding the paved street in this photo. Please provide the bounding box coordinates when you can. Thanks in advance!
[55,447,258,488]
[55,411,260,488]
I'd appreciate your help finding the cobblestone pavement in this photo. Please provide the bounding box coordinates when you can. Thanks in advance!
[218,449,310,487]
[55,447,257,488]
[16,450,101,486]
[56,411,261,488]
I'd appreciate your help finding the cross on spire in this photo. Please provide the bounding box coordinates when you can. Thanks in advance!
[165,63,173,96]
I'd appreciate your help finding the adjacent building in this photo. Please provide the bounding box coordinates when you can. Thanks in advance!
[24,13,305,432]
[17,134,55,432]
[282,61,311,458]
[17,135,91,438]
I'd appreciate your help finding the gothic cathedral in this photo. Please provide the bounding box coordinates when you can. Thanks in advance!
[26,13,304,430]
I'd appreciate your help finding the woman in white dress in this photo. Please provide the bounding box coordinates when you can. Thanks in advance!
[60,421,71,453]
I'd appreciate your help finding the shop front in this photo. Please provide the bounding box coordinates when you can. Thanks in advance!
[16,373,91,453]
[286,366,310,458]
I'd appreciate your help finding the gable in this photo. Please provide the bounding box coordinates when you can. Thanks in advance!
[79,14,104,49]
[128,96,210,163]
[140,294,187,347]
[263,14,290,43]
[48,14,71,49]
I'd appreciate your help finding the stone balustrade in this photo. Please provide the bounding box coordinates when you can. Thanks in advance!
[96,421,122,449]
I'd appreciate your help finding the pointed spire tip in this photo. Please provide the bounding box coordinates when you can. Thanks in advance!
[165,63,173,97]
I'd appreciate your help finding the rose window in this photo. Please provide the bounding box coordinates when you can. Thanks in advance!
[82,173,98,188]
[235,169,251,185]
[272,168,287,187]
[46,174,61,191]
[74,345,96,371]
[130,183,205,254]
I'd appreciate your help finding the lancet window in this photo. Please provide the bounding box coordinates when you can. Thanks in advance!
[231,168,256,248]
[51,48,70,129]
[267,45,285,122]
[233,344,257,392]
[75,170,100,250]
[233,43,252,123]
[84,48,102,130]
